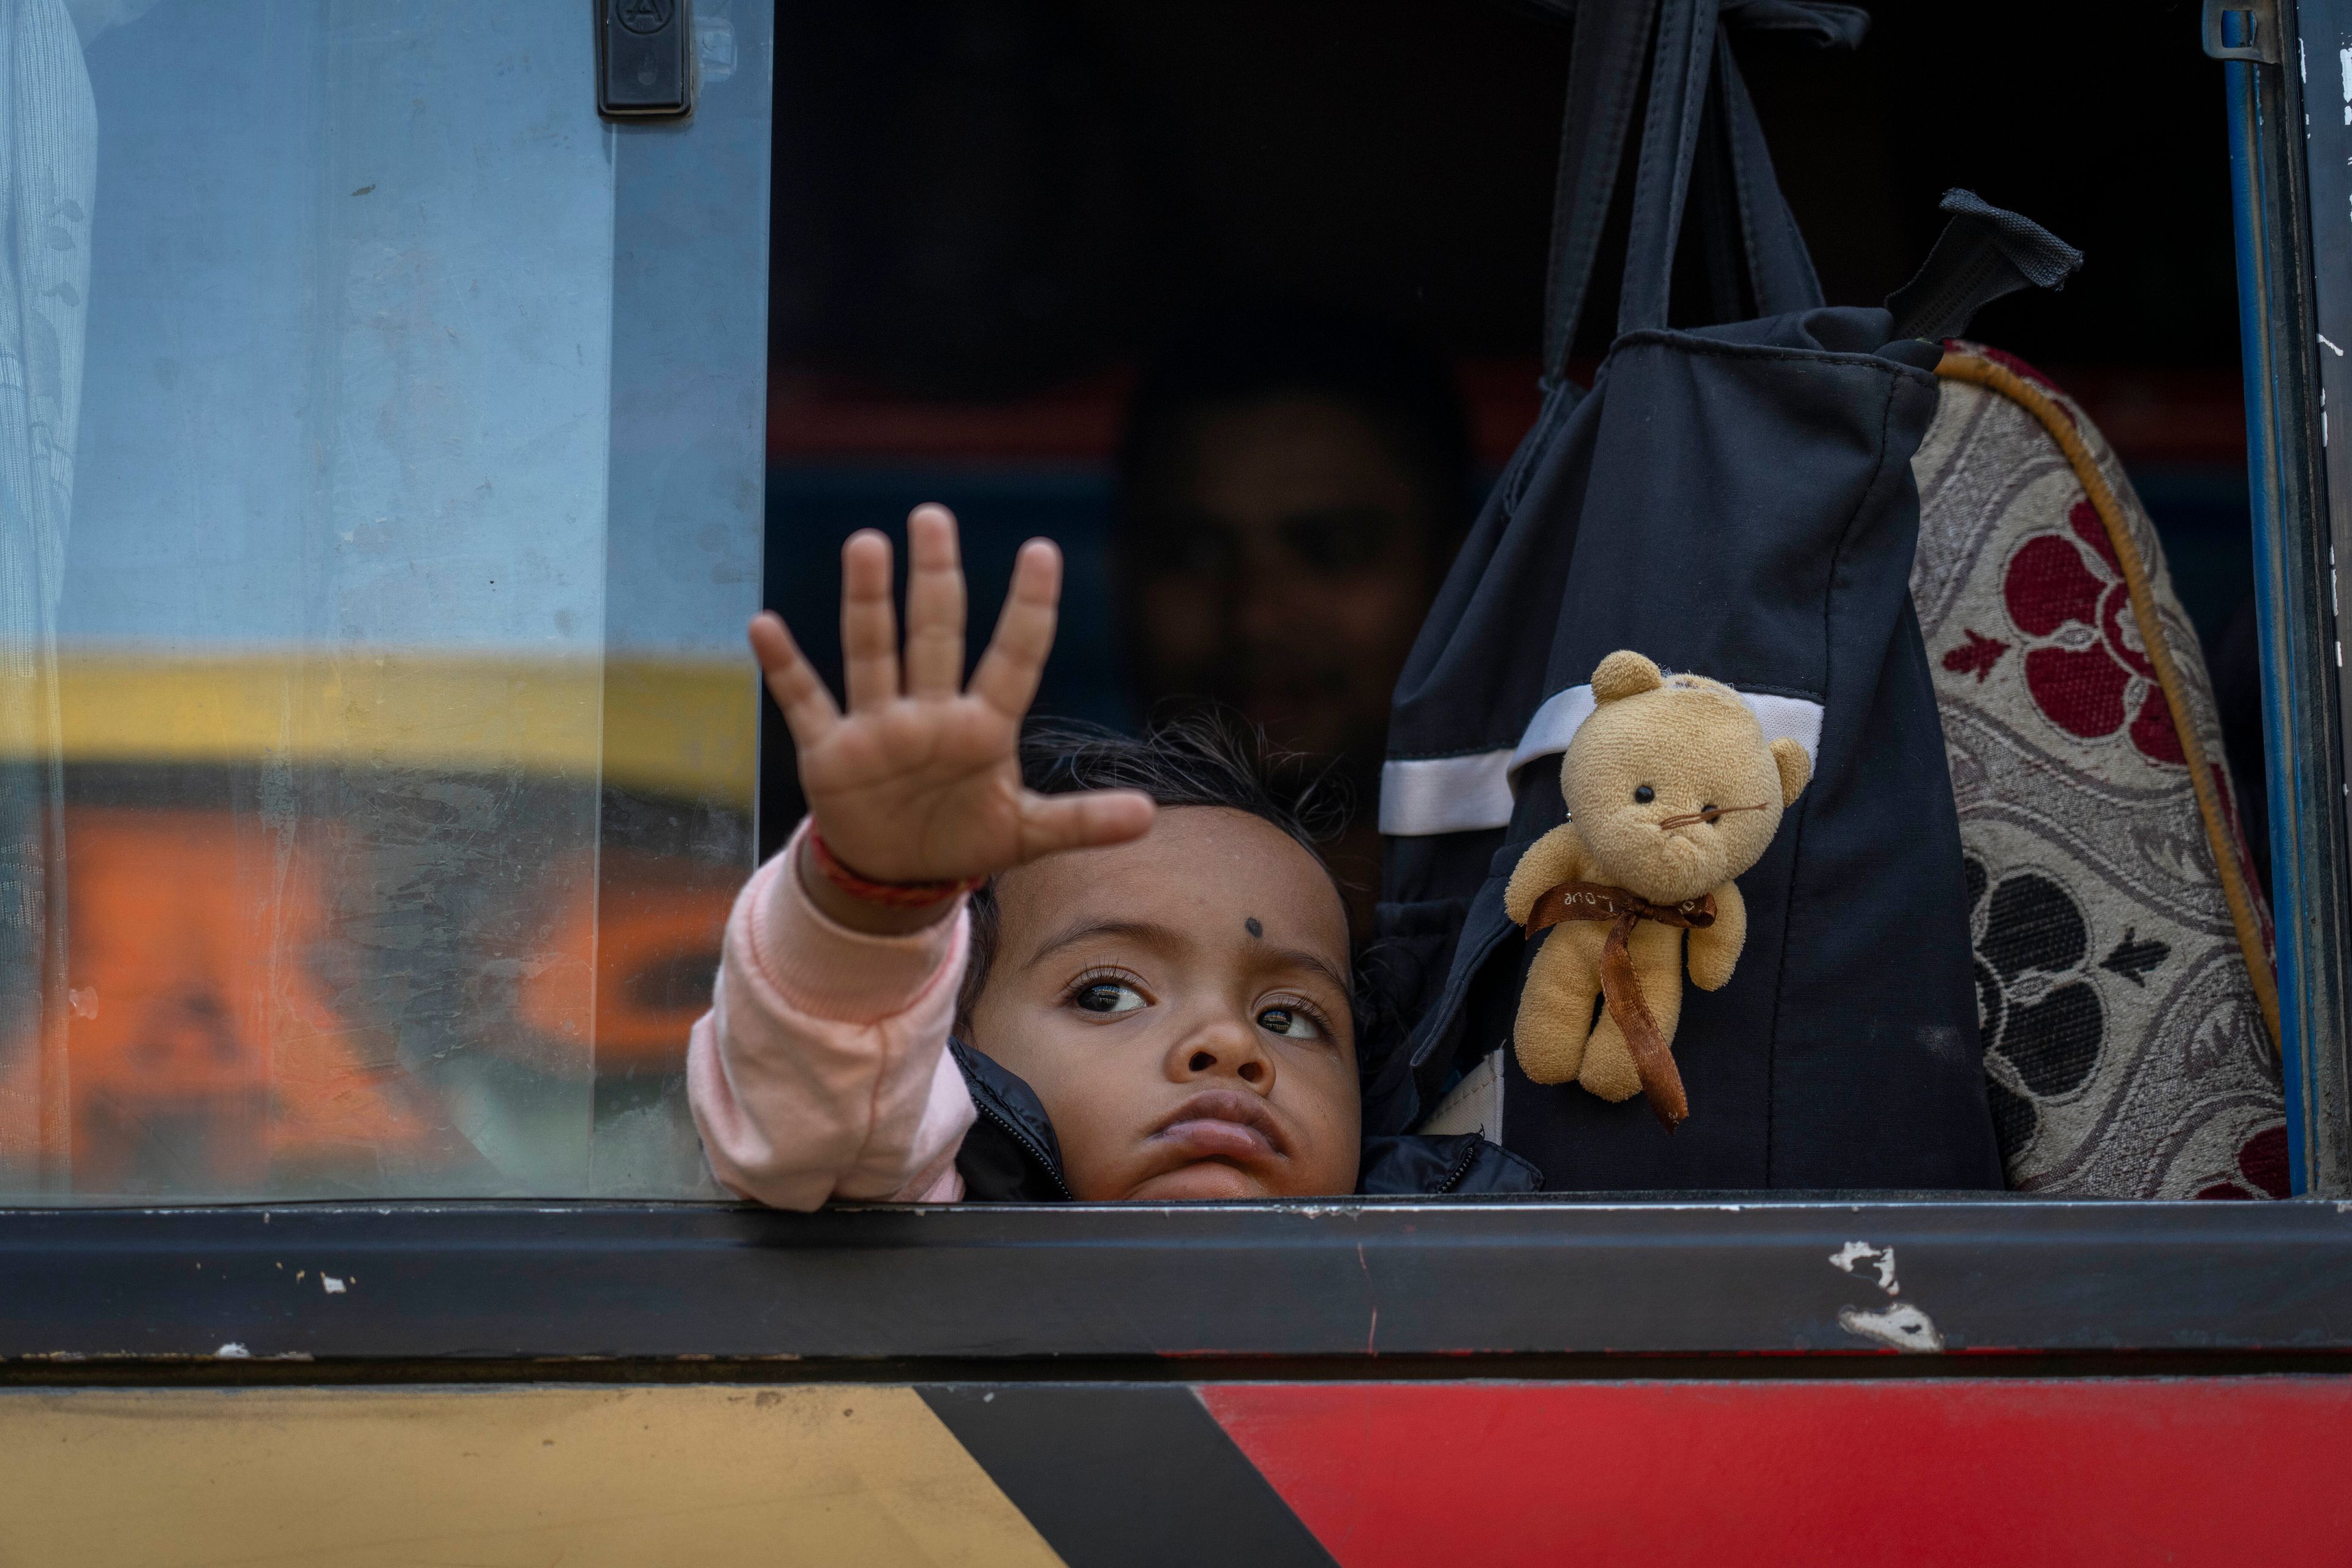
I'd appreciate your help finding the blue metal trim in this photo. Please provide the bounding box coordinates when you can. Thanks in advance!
[2217,0,2352,1194]
[2223,54,2312,1186]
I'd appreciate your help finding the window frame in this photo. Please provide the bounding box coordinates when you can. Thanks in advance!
[7,2,2350,1380]
[2248,0,2352,1192]
[0,1197,2347,1370]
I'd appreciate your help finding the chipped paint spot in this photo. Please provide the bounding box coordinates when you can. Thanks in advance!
[2340,45,2351,123]
[321,1275,346,1294]
[1830,1240,1940,1351]
[2324,334,2346,357]
[1828,1240,1900,1297]
[215,1343,251,1359]
[1838,1303,1945,1354]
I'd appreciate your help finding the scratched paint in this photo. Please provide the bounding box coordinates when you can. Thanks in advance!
[1829,1239,1945,1352]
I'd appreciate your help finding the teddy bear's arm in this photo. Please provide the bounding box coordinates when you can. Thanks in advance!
[1503,824,1591,925]
[1685,880,1747,990]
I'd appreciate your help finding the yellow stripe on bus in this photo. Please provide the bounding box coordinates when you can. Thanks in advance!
[2,651,757,807]
[0,1385,1063,1567]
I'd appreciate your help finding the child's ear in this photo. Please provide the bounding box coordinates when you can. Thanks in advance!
[1770,737,1811,808]
[1591,650,1664,703]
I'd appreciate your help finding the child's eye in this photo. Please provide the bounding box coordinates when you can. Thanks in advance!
[1072,981,1148,1015]
[1256,1005,1324,1041]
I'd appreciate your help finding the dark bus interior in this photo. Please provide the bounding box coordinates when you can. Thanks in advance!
[759,0,2257,899]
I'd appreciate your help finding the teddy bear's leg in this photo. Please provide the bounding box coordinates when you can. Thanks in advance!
[1512,931,1603,1087]
[1577,1013,1643,1102]
[1579,924,1689,1103]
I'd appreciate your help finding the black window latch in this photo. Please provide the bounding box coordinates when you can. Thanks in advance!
[598,0,693,121]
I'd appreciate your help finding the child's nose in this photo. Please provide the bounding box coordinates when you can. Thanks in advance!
[1167,1016,1276,1093]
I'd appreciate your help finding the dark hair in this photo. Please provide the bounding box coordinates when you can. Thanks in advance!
[954,716,1347,1033]
[1113,301,1474,567]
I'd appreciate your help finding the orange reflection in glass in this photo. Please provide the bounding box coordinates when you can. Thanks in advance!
[1,808,435,1192]
[519,848,732,1072]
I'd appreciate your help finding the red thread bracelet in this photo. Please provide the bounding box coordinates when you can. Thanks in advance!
[806,827,983,909]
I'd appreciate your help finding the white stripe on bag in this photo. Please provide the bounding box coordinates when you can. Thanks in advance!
[1379,683,1825,837]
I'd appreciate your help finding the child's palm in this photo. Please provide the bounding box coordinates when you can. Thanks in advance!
[754,506,1152,888]
[796,693,1031,883]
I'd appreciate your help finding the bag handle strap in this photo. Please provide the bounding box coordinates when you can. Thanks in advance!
[1615,6,1826,334]
[1613,0,1728,336]
[1538,0,1662,380]
[1886,189,2083,342]
[1710,30,1825,321]
[1539,0,1863,375]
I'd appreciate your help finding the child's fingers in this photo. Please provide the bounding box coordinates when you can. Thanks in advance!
[1016,787,1156,862]
[969,538,1062,719]
[839,529,900,713]
[902,504,967,699]
[747,612,841,746]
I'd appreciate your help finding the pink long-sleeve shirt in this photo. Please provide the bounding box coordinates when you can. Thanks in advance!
[687,821,976,1208]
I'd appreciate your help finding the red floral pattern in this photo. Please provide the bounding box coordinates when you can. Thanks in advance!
[1942,628,2008,682]
[2000,499,2184,766]
[2196,1126,2291,1200]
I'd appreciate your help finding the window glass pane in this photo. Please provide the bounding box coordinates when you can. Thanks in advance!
[759,3,2278,1201]
[0,0,770,1200]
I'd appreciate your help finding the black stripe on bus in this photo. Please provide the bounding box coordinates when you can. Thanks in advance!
[919,1382,1335,1568]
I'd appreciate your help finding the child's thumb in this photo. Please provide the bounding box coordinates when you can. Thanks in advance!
[1016,789,1156,862]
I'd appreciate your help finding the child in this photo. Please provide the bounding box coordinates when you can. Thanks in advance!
[690,505,1535,1204]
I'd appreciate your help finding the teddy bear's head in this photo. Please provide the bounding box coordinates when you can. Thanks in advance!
[1558,650,1811,905]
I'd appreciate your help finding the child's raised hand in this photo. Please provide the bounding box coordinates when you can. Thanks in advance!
[752,505,1155,929]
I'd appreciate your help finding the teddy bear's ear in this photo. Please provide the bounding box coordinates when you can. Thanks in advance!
[1770,737,1811,808]
[1591,650,1664,703]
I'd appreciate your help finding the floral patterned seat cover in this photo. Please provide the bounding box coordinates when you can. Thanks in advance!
[1911,344,2287,1197]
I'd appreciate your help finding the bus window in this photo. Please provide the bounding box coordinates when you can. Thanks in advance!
[0,1,771,1199]
[762,0,2288,1199]
[0,0,2305,1205]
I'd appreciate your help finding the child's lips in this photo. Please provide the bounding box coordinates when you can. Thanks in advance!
[1150,1090,1288,1162]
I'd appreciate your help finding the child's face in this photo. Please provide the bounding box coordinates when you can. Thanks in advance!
[967,805,1362,1200]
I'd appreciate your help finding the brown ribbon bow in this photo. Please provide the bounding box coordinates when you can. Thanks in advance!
[1525,881,1716,1131]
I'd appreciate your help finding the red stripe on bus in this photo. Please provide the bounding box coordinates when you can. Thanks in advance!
[1201,1378,2352,1567]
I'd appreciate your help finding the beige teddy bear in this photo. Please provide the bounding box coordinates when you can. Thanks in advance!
[1502,650,1811,1128]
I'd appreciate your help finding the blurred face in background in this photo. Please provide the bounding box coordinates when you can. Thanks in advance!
[1120,391,1446,766]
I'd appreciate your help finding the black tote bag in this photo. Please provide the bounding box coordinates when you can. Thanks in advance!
[1370,0,2005,1189]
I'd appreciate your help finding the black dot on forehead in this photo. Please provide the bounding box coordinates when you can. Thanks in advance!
[1245,917,1264,939]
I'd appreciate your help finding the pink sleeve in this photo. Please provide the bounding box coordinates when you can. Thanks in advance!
[687,820,974,1210]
